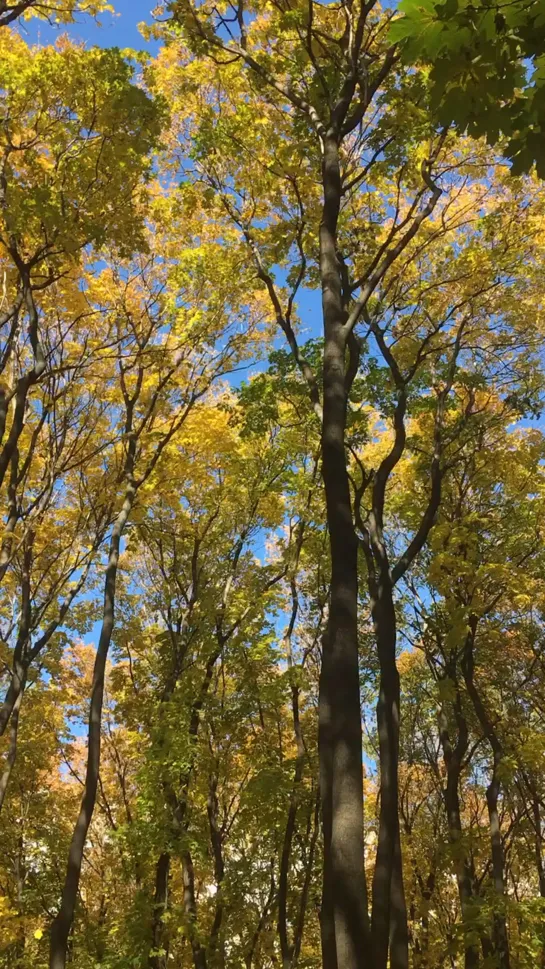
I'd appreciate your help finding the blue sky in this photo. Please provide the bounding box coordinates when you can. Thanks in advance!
[20,0,159,50]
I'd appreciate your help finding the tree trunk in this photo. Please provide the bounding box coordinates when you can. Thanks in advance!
[182,847,208,969]
[0,530,33,738]
[370,589,407,969]
[207,769,225,969]
[0,531,32,816]
[486,769,510,969]
[13,832,26,966]
[318,130,368,969]
[529,779,545,898]
[49,486,135,969]
[0,684,23,813]
[278,614,307,969]
[278,738,302,968]
[0,446,19,583]
[149,852,171,969]
[415,870,435,969]
[389,824,409,969]
[462,626,510,969]
[438,688,480,969]
[530,781,545,968]
[245,863,275,969]
[148,636,224,964]
[293,788,321,967]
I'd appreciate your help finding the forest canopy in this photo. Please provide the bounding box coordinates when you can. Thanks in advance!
[1,2,545,968]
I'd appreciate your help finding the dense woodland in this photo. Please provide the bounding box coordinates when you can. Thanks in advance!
[2,1,545,967]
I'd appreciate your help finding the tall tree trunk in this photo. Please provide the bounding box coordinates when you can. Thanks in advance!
[12,832,26,966]
[149,852,171,969]
[0,530,32,814]
[49,485,135,969]
[415,869,435,968]
[149,636,224,964]
[278,576,308,969]
[0,529,33,738]
[462,625,510,969]
[245,863,276,969]
[528,780,545,967]
[486,768,510,969]
[0,270,46,493]
[0,661,26,737]
[389,824,409,969]
[278,709,304,969]
[0,446,19,584]
[0,685,23,813]
[370,589,407,969]
[182,846,208,969]
[207,768,225,969]
[528,777,545,898]
[293,788,321,967]
[438,677,480,969]
[318,130,368,969]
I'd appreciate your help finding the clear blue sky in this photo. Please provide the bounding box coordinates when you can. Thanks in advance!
[19,0,159,50]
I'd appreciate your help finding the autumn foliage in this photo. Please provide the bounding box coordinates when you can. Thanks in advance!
[1,2,545,968]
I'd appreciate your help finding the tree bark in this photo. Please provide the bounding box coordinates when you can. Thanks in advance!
[389,824,409,969]
[486,769,510,969]
[318,130,368,969]
[528,777,545,898]
[245,863,275,969]
[0,685,23,813]
[278,575,308,969]
[438,686,479,969]
[207,767,225,969]
[182,846,208,969]
[0,529,32,739]
[462,625,510,969]
[0,446,19,583]
[293,788,321,967]
[278,700,304,969]
[149,852,171,969]
[370,588,407,969]
[527,779,545,968]
[49,485,135,969]
[148,636,224,964]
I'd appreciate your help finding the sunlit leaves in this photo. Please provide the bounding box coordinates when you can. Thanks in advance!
[389,0,545,175]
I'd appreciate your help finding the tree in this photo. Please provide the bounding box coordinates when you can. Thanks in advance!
[148,10,545,962]
[0,0,111,28]
[389,0,545,175]
[0,25,163,823]
[401,407,545,966]
[147,9,446,966]
[2,6,545,969]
